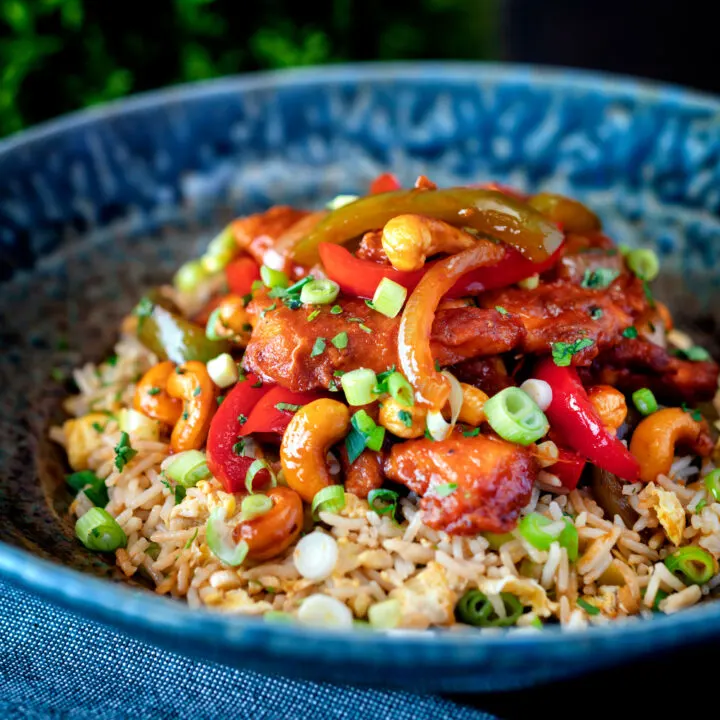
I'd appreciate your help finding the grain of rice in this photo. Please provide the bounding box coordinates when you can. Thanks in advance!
[541,543,561,588]
[659,584,702,613]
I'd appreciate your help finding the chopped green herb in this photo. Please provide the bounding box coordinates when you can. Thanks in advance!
[232,440,245,456]
[275,402,302,413]
[551,338,595,367]
[182,411,189,421]
[174,485,186,504]
[681,403,703,422]
[331,332,349,349]
[242,323,253,332]
[261,303,277,318]
[495,306,509,316]
[577,598,600,616]
[435,482,457,497]
[434,360,442,372]
[673,346,712,362]
[365,299,375,309]
[50,367,65,382]
[251,379,263,388]
[622,326,639,339]
[694,499,708,513]
[311,337,327,357]
[147,387,161,396]
[283,296,303,310]
[345,428,367,464]
[241,293,253,307]
[133,297,154,331]
[589,307,603,320]
[92,422,106,434]
[346,317,364,323]
[330,305,343,315]
[581,268,620,289]
[398,410,413,428]
[184,528,199,549]
[176,367,186,374]
[106,354,118,367]
[307,309,321,322]
[333,370,346,377]
[463,426,481,438]
[216,395,225,405]
[237,414,248,425]
[328,380,339,392]
[66,470,109,507]
[113,432,137,472]
[145,542,161,560]
[193,386,202,397]
[358,324,372,334]
[642,280,656,308]
[424,427,435,441]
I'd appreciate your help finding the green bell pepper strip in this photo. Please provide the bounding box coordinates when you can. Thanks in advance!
[293,187,564,266]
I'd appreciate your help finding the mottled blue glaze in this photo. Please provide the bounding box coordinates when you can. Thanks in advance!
[2,63,720,693]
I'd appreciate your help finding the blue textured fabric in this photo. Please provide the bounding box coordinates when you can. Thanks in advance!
[0,580,498,720]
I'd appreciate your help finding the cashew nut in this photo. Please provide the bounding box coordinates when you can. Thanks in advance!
[443,383,488,426]
[379,397,427,439]
[232,487,304,560]
[280,399,350,503]
[133,361,183,425]
[381,214,476,271]
[588,385,627,435]
[165,361,217,452]
[629,407,713,483]
[209,294,254,346]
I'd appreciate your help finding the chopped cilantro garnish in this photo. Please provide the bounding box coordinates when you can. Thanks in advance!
[275,402,302,413]
[184,528,199,549]
[551,338,595,367]
[216,395,225,405]
[365,299,375,309]
[642,280,656,308]
[622,326,638,339]
[241,293,253,307]
[589,306,603,320]
[330,305,343,315]
[232,440,245,455]
[331,332,349,349]
[311,337,326,357]
[261,303,277,318]
[577,598,600,616]
[346,317,364,323]
[673,346,711,362]
[92,422,106,434]
[50,367,65,382]
[182,411,189,421]
[106,354,118,367]
[462,426,481,437]
[495,306,509,316]
[398,410,413,428]
[695,499,708,513]
[307,309,321,322]
[328,380,339,392]
[374,366,397,394]
[193,386,202,396]
[237,414,248,425]
[581,268,620,289]
[358,324,373,334]
[435,482,457,497]
[174,485,186,504]
[424,427,434,441]
[147,387,161,396]
[113,432,137,472]
[681,403,703,422]
[251,379,263,388]
[242,323,253,332]
[434,359,442,372]
[333,370,346,377]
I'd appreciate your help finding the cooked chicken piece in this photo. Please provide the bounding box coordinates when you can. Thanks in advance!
[384,431,537,535]
[450,357,514,396]
[582,337,720,403]
[340,448,383,499]
[244,295,524,392]
[481,280,635,364]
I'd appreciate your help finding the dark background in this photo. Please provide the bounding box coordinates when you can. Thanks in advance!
[1,0,717,139]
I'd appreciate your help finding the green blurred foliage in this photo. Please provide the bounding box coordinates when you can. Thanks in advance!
[0,0,499,138]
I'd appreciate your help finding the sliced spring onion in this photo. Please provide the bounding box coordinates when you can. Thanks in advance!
[518,512,578,561]
[426,410,452,442]
[245,459,277,494]
[174,258,211,293]
[331,331,348,349]
[311,485,346,518]
[297,594,353,629]
[632,388,658,416]
[704,469,720,502]
[293,531,339,581]
[202,226,237,273]
[206,507,249,566]
[118,408,160,441]
[386,371,414,406]
[260,265,289,289]
[518,274,539,290]
[205,307,225,341]
[483,531,515,551]
[164,450,212,488]
[341,368,378,406]
[240,493,273,520]
[576,598,600,616]
[483,387,549,445]
[371,277,407,318]
[326,194,359,210]
[66,470,109,508]
[665,546,715,585]
[300,278,340,305]
[206,352,239,388]
[626,248,660,282]
[351,410,385,451]
[519,378,553,412]
[75,508,127,552]
[442,370,463,427]
[368,598,401,629]
[455,590,523,627]
[367,488,399,517]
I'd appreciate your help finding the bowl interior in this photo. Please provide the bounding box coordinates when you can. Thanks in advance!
[2,63,720,689]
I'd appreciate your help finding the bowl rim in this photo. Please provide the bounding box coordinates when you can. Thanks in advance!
[3,61,720,670]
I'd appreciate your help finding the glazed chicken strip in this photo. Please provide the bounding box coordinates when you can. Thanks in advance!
[384,431,537,535]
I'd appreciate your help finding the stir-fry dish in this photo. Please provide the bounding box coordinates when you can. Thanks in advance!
[52,173,720,631]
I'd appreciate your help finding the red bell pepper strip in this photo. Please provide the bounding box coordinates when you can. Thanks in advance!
[370,172,401,194]
[547,448,587,491]
[206,373,272,493]
[225,257,260,296]
[240,387,323,437]
[534,358,640,482]
[319,241,564,300]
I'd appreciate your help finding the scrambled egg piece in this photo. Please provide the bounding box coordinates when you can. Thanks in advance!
[640,483,685,546]
[63,413,108,470]
[477,575,556,618]
[390,562,456,628]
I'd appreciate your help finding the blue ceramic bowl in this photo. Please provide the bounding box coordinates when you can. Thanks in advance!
[2,63,720,693]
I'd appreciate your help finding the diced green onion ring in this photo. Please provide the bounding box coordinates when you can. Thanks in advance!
[244,459,277,494]
[518,512,578,561]
[483,387,549,445]
[202,226,237,272]
[311,485,346,518]
[241,493,274,520]
[664,546,715,585]
[300,278,340,305]
[165,450,212,488]
[483,532,515,551]
[341,368,378,406]
[455,590,524,627]
[260,265,289,289]
[704,469,720,502]
[632,388,658,416]
[205,307,225,341]
[626,248,660,282]
[206,507,248,566]
[367,488,399,517]
[386,371,414,406]
[75,508,127,552]
[371,277,407,318]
